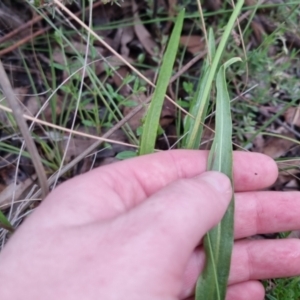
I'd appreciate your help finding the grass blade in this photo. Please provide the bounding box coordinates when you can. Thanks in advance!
[138,10,185,155]
[195,57,242,300]
[0,211,14,232]
[183,0,244,150]
[183,28,215,149]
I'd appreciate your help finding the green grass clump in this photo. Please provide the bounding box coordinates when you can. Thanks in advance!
[265,277,300,300]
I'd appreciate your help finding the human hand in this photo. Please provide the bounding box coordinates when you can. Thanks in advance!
[0,150,299,300]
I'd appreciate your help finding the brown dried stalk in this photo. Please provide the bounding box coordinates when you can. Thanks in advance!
[0,60,48,199]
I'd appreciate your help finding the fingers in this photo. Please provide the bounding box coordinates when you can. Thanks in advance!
[122,172,232,267]
[182,239,300,296]
[230,151,277,192]
[78,150,277,206]
[226,281,265,300]
[235,191,300,239]
[37,150,277,229]
[229,239,300,284]
[183,281,264,300]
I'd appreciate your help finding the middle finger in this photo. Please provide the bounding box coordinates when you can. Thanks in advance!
[181,239,300,298]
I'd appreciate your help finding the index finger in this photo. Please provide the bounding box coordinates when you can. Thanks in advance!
[37,150,277,226]
[83,150,278,201]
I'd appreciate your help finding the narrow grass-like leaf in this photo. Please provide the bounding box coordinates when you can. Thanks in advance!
[0,211,14,232]
[138,10,185,155]
[183,0,244,150]
[195,57,242,300]
[183,28,215,149]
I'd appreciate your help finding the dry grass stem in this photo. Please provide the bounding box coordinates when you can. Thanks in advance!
[0,61,49,200]
[0,103,137,149]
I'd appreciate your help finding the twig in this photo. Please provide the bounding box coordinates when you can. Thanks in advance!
[0,103,138,148]
[0,15,43,45]
[0,61,49,199]
[0,28,49,57]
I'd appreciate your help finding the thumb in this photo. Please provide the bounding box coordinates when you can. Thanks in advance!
[126,171,232,262]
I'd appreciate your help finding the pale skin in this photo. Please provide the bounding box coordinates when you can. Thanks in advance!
[0,150,299,300]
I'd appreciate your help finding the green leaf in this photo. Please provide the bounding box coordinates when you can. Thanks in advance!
[0,211,14,233]
[195,57,242,300]
[183,28,215,149]
[183,0,244,150]
[116,151,137,160]
[138,9,185,155]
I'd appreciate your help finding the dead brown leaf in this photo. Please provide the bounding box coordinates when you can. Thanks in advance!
[203,0,221,11]
[160,98,176,128]
[262,128,295,158]
[250,18,266,45]
[284,106,300,127]
[120,27,135,57]
[132,0,158,56]
[180,35,205,55]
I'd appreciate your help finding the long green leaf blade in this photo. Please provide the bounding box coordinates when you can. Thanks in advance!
[183,29,215,149]
[195,57,242,300]
[184,0,244,150]
[138,10,185,155]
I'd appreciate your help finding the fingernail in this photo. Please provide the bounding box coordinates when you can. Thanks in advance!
[199,171,232,195]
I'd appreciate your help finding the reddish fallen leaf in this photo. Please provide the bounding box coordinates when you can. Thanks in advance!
[120,27,135,57]
[204,0,221,10]
[132,0,158,56]
[284,106,300,127]
[180,35,205,55]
